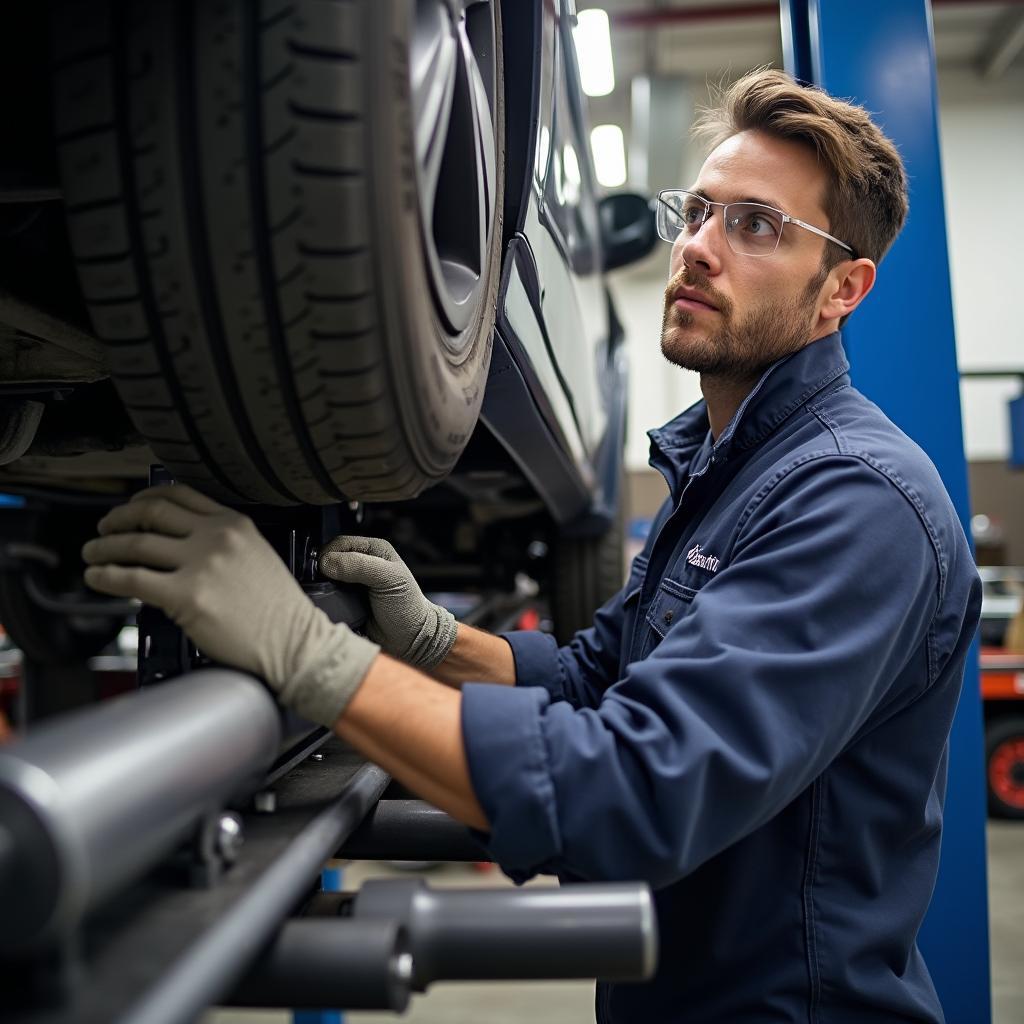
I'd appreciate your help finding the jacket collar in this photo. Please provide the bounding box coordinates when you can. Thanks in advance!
[648,332,851,494]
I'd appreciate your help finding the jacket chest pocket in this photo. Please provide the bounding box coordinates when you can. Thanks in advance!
[645,577,700,640]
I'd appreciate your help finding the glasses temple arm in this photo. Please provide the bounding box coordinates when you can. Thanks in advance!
[787,216,855,256]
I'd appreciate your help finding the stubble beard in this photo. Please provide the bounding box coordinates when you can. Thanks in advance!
[661,269,824,386]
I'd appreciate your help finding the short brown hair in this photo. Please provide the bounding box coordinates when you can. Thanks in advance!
[692,68,908,268]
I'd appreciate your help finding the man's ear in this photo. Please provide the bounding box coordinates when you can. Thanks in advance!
[819,258,876,321]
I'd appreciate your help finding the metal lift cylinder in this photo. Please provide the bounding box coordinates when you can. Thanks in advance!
[353,878,658,989]
[229,919,412,1011]
[0,670,281,953]
[338,799,490,862]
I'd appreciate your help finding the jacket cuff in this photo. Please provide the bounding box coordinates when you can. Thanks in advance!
[461,682,562,875]
[500,629,567,701]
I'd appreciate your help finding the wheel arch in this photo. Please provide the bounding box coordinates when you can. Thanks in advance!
[498,0,542,246]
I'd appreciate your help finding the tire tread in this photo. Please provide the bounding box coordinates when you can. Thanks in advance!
[54,0,501,503]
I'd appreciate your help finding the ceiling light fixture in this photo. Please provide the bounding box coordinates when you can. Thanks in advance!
[574,9,615,97]
[591,124,627,188]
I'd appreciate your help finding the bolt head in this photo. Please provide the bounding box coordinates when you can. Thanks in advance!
[394,952,414,984]
[216,812,244,863]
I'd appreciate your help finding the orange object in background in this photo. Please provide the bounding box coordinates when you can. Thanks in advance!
[980,649,1024,701]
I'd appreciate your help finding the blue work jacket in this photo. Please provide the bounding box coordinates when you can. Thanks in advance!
[461,332,982,1023]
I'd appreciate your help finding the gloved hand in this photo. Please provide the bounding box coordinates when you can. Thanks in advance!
[81,485,380,727]
[318,535,457,669]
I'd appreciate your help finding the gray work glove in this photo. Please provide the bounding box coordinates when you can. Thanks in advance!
[318,535,457,669]
[81,485,380,727]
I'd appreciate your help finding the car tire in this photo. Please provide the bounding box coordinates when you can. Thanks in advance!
[550,499,626,646]
[51,0,504,505]
[986,716,1024,819]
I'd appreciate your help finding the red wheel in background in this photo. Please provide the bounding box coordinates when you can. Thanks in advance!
[985,717,1024,819]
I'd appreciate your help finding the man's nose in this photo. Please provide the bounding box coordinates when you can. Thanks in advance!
[679,212,723,276]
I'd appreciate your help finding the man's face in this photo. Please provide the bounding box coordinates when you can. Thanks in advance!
[661,129,838,382]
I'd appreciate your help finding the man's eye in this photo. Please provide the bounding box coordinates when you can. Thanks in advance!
[735,210,780,236]
[681,204,703,225]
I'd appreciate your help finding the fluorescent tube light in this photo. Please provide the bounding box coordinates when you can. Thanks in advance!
[591,124,627,188]
[574,9,615,97]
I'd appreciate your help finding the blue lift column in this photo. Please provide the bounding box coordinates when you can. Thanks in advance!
[780,2,991,1020]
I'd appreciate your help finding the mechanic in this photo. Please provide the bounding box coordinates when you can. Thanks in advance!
[82,69,981,1023]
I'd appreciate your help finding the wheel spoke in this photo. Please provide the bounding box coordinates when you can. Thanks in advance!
[411,2,459,211]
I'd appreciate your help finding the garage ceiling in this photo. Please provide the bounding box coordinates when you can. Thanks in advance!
[594,0,1024,77]
[584,0,1024,142]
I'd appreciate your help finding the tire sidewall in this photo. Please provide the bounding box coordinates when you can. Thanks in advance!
[367,3,505,481]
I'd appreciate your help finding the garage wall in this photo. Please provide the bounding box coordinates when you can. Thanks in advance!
[938,65,1024,461]
[610,247,702,473]
[612,64,1024,541]
[970,461,1024,565]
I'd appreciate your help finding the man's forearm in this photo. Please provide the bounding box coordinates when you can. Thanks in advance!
[334,653,490,831]
[428,622,517,688]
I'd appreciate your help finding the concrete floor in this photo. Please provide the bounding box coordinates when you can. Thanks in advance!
[988,822,1024,1024]
[206,821,1024,1024]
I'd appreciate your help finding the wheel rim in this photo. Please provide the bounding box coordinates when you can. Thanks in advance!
[410,0,497,343]
[989,737,1024,810]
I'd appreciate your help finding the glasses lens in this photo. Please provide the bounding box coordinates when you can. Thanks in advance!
[656,192,707,243]
[724,203,784,256]
[656,193,680,242]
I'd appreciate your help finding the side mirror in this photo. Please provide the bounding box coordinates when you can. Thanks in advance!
[599,192,657,271]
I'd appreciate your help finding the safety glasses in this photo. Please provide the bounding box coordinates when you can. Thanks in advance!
[655,189,855,259]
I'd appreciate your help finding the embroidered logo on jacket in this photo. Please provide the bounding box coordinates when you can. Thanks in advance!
[686,544,720,573]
